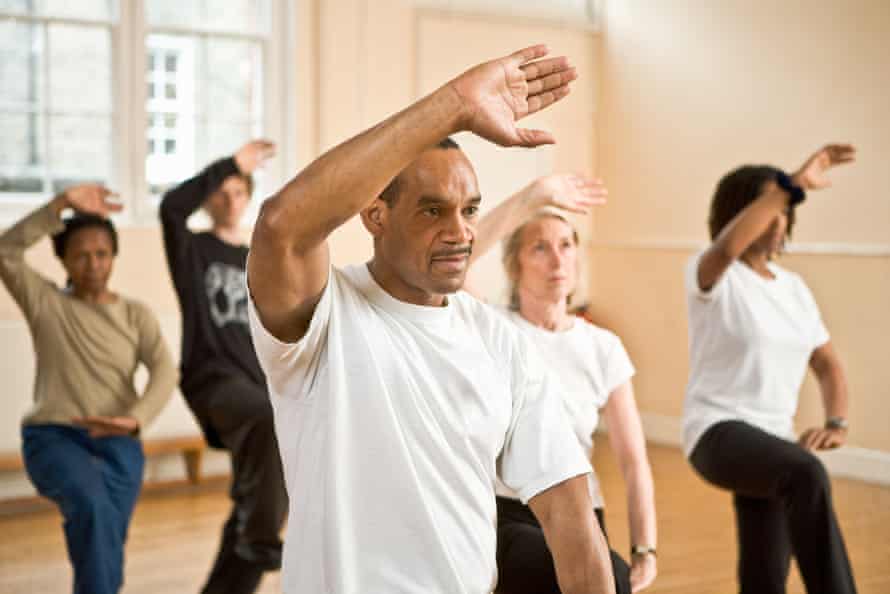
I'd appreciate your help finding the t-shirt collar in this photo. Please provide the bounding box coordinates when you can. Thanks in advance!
[355,263,454,326]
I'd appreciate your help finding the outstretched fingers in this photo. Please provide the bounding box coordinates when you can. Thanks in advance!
[506,44,550,68]
[526,85,572,116]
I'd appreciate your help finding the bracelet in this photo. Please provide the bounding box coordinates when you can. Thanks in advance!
[825,416,849,431]
[631,545,656,558]
[775,171,806,206]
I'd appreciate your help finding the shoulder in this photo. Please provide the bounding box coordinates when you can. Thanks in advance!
[120,297,162,330]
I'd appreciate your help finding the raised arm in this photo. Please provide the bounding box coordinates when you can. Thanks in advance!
[159,140,274,274]
[799,341,850,451]
[697,144,856,292]
[249,45,578,342]
[469,174,606,266]
[0,186,119,322]
[602,382,657,592]
[528,475,616,594]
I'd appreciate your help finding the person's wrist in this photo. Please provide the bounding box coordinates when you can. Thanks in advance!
[440,80,475,135]
[631,545,657,559]
[775,171,806,206]
[825,416,848,431]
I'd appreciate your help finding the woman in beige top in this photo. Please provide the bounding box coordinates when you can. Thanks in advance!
[0,185,178,594]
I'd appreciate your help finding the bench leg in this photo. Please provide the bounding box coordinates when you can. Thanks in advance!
[183,449,204,484]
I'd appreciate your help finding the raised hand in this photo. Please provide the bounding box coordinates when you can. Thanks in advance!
[235,139,276,174]
[449,45,577,148]
[72,415,140,438]
[56,184,122,218]
[523,173,608,214]
[791,144,856,191]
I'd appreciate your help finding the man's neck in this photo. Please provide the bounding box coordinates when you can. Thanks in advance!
[366,259,448,307]
[212,224,244,246]
[518,293,571,331]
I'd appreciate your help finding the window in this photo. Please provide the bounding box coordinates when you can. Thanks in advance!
[0,0,293,224]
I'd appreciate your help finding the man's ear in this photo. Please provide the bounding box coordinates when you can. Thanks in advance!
[360,199,387,237]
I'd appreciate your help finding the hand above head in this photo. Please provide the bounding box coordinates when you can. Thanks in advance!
[449,44,577,148]
[791,144,856,191]
[522,173,608,214]
[234,139,277,174]
[72,415,140,438]
[55,184,122,218]
[630,552,657,592]
[798,426,847,451]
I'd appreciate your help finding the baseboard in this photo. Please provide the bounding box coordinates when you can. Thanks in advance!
[608,412,890,487]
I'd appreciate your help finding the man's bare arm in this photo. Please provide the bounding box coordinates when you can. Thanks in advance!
[248,45,577,342]
[528,475,616,594]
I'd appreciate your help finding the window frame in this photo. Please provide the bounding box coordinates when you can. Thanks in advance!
[0,0,296,227]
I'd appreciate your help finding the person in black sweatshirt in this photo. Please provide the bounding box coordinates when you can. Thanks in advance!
[160,139,286,594]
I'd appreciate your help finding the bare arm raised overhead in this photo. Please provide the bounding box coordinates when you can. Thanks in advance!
[248,45,577,342]
[696,144,855,292]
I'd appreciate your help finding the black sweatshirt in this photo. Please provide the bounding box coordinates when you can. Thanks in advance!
[159,157,265,397]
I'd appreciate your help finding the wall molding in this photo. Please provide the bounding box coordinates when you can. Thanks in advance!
[605,412,890,487]
[413,0,601,33]
[590,239,890,257]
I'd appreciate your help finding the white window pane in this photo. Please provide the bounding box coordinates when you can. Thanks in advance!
[205,122,253,160]
[0,112,46,193]
[0,20,44,109]
[202,0,267,35]
[146,0,267,34]
[1,0,117,21]
[49,24,111,113]
[35,0,116,21]
[50,114,111,187]
[204,38,262,123]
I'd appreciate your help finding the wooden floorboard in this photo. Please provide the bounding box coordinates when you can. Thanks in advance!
[0,437,887,593]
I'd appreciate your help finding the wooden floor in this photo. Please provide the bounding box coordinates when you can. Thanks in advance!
[1,438,888,593]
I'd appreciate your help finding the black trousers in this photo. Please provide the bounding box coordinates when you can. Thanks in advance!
[495,495,632,594]
[186,373,288,594]
[690,420,857,594]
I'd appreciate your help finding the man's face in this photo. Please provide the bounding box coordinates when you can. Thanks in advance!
[204,175,250,228]
[366,148,481,302]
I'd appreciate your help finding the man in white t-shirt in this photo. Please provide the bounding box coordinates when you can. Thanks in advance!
[245,46,616,594]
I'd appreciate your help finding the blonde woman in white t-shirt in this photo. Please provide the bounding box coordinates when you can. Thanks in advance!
[685,144,857,594]
[467,174,658,594]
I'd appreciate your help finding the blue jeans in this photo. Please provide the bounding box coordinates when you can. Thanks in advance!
[22,424,145,594]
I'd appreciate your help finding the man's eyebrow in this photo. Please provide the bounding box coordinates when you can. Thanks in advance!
[416,195,448,208]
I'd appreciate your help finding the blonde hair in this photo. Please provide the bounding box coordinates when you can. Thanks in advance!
[502,209,580,311]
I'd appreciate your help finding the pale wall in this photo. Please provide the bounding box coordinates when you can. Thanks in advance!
[0,0,599,496]
[592,0,890,452]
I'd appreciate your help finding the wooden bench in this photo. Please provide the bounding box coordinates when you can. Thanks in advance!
[0,435,207,484]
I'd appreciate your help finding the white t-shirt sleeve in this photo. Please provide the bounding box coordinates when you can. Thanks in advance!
[603,335,636,397]
[498,335,592,504]
[686,249,729,302]
[247,265,334,401]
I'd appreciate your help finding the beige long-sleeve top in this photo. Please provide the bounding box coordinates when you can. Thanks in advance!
[0,202,178,431]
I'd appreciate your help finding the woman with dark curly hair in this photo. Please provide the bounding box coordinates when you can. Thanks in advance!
[0,184,178,594]
[684,144,858,594]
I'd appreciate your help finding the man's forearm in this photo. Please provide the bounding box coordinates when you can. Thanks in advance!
[529,475,616,594]
[261,85,466,249]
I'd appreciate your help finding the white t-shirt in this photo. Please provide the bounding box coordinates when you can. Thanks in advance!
[682,251,830,456]
[496,310,635,508]
[247,263,591,594]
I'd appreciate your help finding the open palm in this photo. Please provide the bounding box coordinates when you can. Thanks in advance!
[793,144,856,190]
[450,45,577,148]
[527,173,608,214]
[63,184,122,217]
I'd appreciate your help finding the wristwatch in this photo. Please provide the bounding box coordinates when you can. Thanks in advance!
[775,171,806,206]
[825,416,849,431]
[631,545,657,558]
